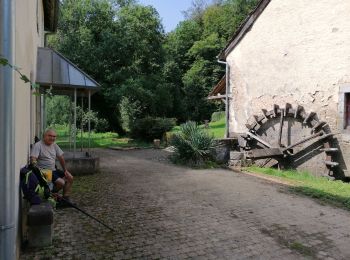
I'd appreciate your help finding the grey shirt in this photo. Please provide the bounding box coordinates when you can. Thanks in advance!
[30,141,64,170]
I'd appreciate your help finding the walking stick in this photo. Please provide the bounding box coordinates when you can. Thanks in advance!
[56,194,115,232]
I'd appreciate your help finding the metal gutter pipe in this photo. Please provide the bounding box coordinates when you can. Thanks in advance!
[0,0,17,259]
[218,59,230,138]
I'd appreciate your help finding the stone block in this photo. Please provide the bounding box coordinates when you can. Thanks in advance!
[27,202,53,248]
[61,152,100,176]
[230,151,244,160]
[212,144,230,164]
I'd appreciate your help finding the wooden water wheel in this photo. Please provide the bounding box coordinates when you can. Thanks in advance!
[239,104,339,177]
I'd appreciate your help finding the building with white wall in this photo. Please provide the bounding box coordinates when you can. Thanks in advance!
[211,0,350,177]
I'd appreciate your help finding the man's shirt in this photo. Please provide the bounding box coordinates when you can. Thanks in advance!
[30,140,64,170]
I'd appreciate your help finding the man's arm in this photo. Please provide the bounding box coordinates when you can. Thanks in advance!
[57,155,73,180]
[30,142,40,166]
[30,156,38,165]
[57,155,67,172]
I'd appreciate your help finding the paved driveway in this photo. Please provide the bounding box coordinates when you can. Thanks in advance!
[22,148,350,259]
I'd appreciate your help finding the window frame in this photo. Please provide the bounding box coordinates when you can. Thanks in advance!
[339,85,350,133]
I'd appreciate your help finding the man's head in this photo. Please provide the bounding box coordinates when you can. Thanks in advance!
[43,129,57,145]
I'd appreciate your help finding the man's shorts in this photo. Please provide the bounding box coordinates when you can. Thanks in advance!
[52,169,65,183]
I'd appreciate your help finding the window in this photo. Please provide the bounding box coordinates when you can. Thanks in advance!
[346,93,350,130]
[339,86,350,132]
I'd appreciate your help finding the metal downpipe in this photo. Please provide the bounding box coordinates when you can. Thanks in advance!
[218,60,230,138]
[0,0,16,259]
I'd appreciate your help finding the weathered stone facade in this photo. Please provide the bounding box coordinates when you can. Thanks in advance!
[224,0,350,176]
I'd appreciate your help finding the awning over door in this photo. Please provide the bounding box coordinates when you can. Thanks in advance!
[208,75,226,100]
[36,47,100,96]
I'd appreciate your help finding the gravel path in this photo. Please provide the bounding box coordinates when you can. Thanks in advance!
[21,148,350,259]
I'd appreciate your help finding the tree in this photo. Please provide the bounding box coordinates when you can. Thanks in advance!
[46,96,71,126]
[49,0,260,132]
[49,0,167,132]
[163,0,259,122]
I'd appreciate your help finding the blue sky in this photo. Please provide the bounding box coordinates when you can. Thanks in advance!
[138,0,194,32]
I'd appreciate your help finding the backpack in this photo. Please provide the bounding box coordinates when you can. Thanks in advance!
[20,164,51,205]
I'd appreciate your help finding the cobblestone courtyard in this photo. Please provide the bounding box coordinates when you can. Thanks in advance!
[21,148,350,259]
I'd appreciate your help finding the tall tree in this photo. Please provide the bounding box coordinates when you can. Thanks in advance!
[163,0,258,122]
[49,0,167,132]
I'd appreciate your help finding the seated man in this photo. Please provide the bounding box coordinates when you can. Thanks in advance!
[30,128,73,203]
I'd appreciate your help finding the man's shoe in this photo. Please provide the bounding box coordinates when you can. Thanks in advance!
[56,197,76,208]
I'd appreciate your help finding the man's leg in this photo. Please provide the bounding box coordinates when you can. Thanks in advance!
[62,171,73,198]
[52,170,65,193]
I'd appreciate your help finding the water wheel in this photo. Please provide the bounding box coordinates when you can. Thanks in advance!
[239,104,339,177]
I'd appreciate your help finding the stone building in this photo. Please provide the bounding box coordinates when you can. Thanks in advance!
[210,0,350,178]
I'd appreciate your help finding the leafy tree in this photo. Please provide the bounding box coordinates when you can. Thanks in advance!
[46,95,71,126]
[48,0,259,133]
[49,0,167,132]
[163,0,259,123]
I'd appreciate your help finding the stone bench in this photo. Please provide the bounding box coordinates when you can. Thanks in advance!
[27,202,54,247]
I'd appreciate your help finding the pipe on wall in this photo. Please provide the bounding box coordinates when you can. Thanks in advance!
[218,60,230,138]
[0,0,17,259]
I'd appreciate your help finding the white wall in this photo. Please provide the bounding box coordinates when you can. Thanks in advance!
[226,0,350,174]
[227,0,350,132]
[14,0,45,257]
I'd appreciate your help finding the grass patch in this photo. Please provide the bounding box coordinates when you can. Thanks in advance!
[56,131,152,149]
[245,166,350,210]
[169,117,226,139]
[289,241,313,256]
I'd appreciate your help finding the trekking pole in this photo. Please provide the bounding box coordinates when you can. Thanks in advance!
[56,194,115,232]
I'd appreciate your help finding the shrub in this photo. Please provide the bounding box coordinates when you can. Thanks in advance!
[119,97,143,132]
[211,111,225,122]
[171,121,215,164]
[130,117,176,141]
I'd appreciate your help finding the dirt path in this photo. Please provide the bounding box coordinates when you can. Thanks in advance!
[21,148,350,259]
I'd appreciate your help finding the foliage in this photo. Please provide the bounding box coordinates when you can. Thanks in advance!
[46,95,109,132]
[77,106,109,132]
[49,0,167,132]
[163,0,259,122]
[130,117,176,141]
[206,117,225,138]
[170,116,226,139]
[211,111,225,122]
[245,166,350,211]
[119,96,142,132]
[46,96,71,126]
[0,55,41,95]
[171,121,215,164]
[55,125,152,148]
[49,0,259,132]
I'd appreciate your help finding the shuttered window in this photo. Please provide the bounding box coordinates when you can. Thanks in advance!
[346,93,350,130]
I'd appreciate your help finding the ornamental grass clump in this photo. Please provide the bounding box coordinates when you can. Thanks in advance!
[171,121,215,165]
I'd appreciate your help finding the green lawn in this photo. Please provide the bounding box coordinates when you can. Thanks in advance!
[54,125,151,149]
[53,117,226,149]
[170,117,226,139]
[245,166,350,210]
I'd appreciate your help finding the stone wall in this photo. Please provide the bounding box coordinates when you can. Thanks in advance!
[226,0,350,175]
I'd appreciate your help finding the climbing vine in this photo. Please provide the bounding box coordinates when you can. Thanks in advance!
[0,55,42,96]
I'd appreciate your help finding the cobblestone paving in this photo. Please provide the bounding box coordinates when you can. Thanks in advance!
[21,148,350,259]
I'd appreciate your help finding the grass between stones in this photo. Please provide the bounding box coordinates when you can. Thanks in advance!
[245,166,350,210]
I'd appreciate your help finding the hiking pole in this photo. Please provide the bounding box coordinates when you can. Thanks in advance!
[55,194,115,232]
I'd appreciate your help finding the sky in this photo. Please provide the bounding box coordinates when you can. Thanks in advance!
[138,0,194,32]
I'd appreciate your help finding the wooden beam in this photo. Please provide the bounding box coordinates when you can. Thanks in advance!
[246,148,283,159]
[246,132,273,148]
